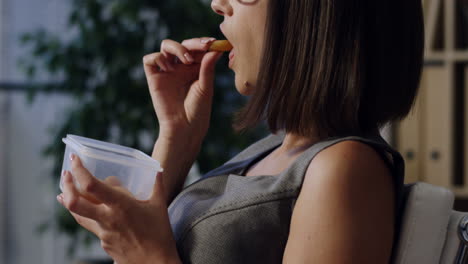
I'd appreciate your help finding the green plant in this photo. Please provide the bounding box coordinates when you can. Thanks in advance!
[20,0,265,256]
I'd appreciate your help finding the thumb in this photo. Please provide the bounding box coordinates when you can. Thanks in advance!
[151,171,167,204]
[198,51,223,94]
[185,51,223,118]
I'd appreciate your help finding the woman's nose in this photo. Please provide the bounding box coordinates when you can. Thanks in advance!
[211,0,233,16]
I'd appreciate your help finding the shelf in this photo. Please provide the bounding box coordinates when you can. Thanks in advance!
[454,51,468,61]
[452,186,468,198]
[425,51,468,62]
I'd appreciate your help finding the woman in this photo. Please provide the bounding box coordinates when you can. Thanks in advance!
[57,0,424,263]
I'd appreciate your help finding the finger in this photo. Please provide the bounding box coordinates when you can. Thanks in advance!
[190,52,210,64]
[70,154,122,205]
[181,37,217,52]
[70,211,102,237]
[104,176,122,187]
[161,39,195,65]
[170,37,217,68]
[143,52,174,74]
[183,51,223,112]
[60,171,108,221]
[104,176,133,196]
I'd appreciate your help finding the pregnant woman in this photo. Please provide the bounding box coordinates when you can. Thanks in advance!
[57,0,424,263]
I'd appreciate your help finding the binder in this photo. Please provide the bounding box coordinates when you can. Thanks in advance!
[423,0,441,53]
[397,77,424,184]
[422,65,453,188]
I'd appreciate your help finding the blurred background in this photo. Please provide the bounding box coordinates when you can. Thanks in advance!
[0,0,467,263]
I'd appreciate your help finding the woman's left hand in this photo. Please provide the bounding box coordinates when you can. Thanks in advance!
[57,154,181,264]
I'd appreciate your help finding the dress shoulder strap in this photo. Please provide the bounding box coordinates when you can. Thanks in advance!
[225,133,284,164]
[278,134,404,187]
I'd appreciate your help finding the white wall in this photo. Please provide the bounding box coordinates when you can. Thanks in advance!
[2,90,112,264]
[0,93,9,264]
[0,0,5,80]
[6,91,64,264]
[2,0,70,82]
[0,1,7,263]
[0,0,109,263]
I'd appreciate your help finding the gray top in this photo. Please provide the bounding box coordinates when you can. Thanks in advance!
[168,133,404,263]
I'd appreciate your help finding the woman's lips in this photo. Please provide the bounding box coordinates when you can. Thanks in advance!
[229,49,235,68]
[219,24,235,68]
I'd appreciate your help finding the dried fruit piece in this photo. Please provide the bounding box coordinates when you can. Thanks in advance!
[209,40,233,52]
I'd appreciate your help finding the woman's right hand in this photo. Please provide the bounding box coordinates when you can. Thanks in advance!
[143,37,223,143]
[143,38,223,204]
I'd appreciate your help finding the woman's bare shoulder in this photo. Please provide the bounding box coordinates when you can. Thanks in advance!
[283,140,395,263]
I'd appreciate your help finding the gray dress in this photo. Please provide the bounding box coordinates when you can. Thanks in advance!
[168,133,404,263]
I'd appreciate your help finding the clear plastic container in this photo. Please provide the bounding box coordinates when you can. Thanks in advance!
[60,134,162,200]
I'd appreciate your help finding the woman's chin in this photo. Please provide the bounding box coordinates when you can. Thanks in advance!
[234,78,255,96]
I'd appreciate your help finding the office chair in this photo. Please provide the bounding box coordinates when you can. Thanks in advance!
[393,182,468,263]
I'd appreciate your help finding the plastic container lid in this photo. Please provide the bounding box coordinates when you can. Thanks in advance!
[62,134,162,171]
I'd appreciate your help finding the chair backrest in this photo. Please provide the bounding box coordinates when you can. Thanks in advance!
[393,182,468,264]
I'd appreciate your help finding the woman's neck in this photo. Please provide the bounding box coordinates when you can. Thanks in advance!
[274,132,321,157]
[243,132,321,177]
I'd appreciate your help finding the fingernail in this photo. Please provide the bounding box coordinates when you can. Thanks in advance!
[184,53,194,63]
[62,170,66,176]
[201,38,216,44]
[69,153,75,161]
[56,195,63,203]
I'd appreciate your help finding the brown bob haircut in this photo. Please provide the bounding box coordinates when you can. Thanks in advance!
[235,0,424,138]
